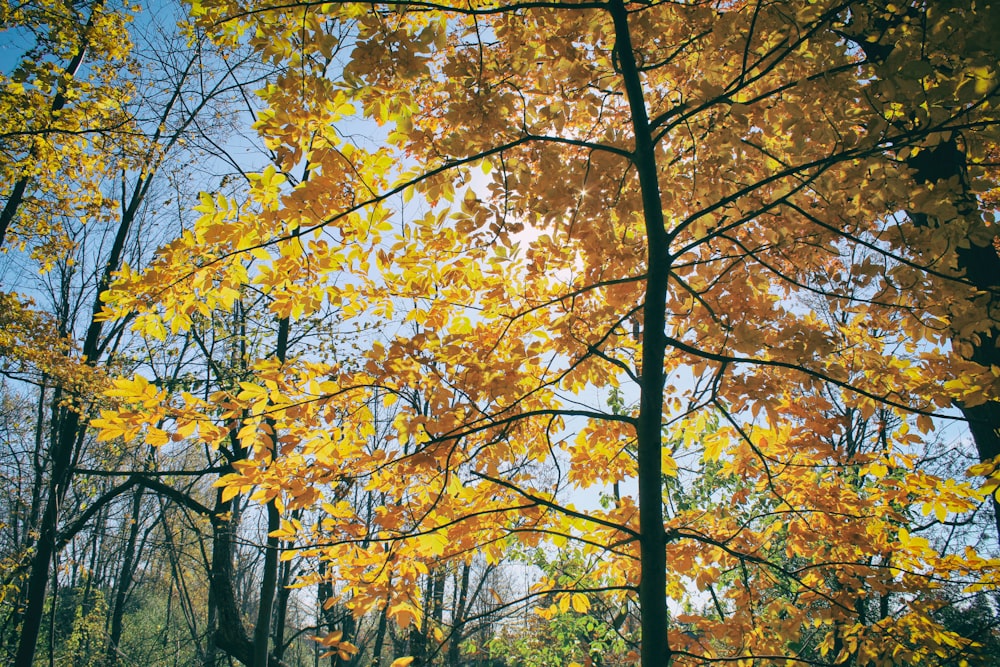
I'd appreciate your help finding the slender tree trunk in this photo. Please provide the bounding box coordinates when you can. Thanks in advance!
[209,303,257,666]
[430,568,445,627]
[106,485,145,667]
[340,612,356,667]
[446,562,471,667]
[11,54,176,656]
[26,383,48,545]
[46,563,59,667]
[407,573,434,666]
[3,382,52,653]
[607,1,671,665]
[318,562,357,667]
[906,138,1000,540]
[209,487,255,666]
[254,498,282,666]
[370,601,390,667]
[15,420,85,667]
[253,316,290,667]
[14,169,137,664]
[879,556,890,621]
[272,549,295,663]
[317,560,336,667]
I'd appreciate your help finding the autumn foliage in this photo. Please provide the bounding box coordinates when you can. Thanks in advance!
[4,0,1000,666]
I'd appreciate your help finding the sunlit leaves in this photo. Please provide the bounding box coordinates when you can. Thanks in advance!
[0,0,137,260]
[89,0,1000,663]
[315,629,360,661]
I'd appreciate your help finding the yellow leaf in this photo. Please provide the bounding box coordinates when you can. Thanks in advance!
[415,531,448,557]
[237,382,268,401]
[92,412,128,442]
[389,602,420,630]
[174,420,197,440]
[221,484,241,503]
[661,450,678,478]
[703,431,726,462]
[969,459,999,477]
[570,593,590,614]
[935,502,947,523]
[390,658,415,667]
[971,66,994,95]
[145,426,169,447]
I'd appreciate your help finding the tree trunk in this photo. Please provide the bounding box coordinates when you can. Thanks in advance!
[14,418,86,667]
[906,138,1000,540]
[446,562,471,667]
[106,485,145,667]
[253,499,282,666]
[960,399,1000,536]
[430,568,445,627]
[607,1,672,665]
[205,583,219,667]
[13,69,150,660]
[370,602,390,667]
[253,315,290,667]
[208,489,255,666]
[271,555,295,664]
[14,227,135,665]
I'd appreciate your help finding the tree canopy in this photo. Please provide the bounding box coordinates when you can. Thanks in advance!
[3,1,1000,666]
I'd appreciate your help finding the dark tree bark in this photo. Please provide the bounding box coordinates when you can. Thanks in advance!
[271,546,296,663]
[14,197,133,665]
[608,1,672,665]
[253,315,290,667]
[906,137,1000,539]
[208,489,255,667]
[370,601,390,667]
[105,485,146,667]
[446,562,471,667]
[840,1,1000,542]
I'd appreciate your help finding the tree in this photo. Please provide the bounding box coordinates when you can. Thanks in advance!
[0,1,290,663]
[489,546,635,667]
[97,1,1000,666]
[0,0,134,257]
